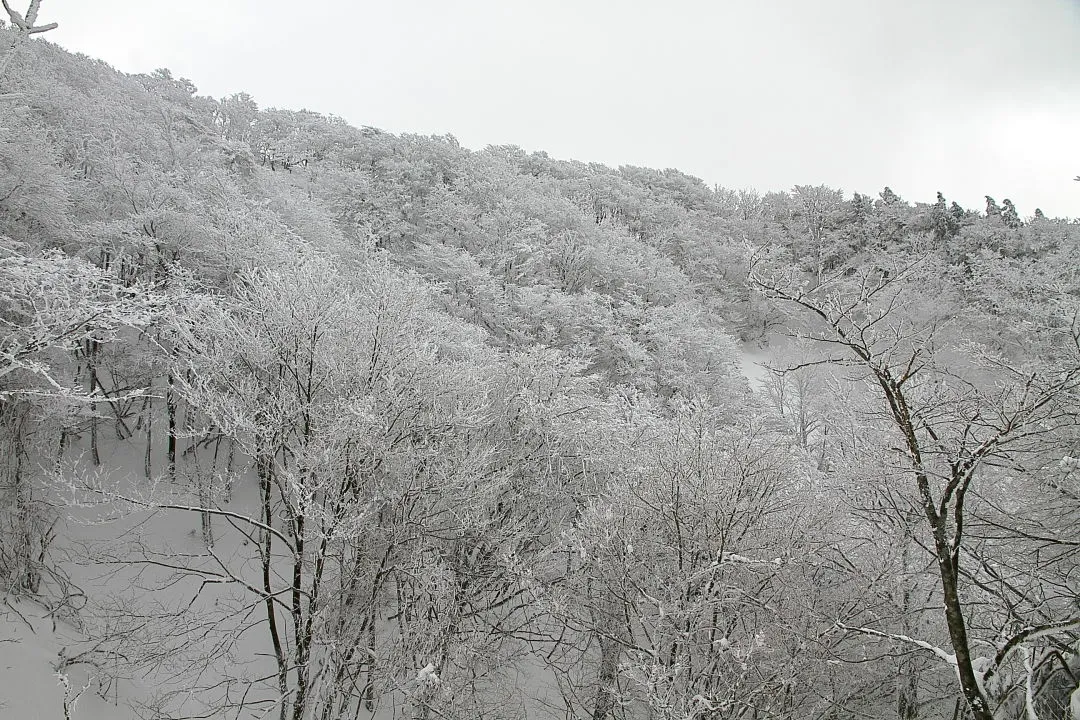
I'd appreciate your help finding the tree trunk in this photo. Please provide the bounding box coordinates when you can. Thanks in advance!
[884,375,993,720]
[0,399,40,593]
[897,530,920,720]
[592,589,623,720]
[935,543,993,720]
[166,373,176,479]
[88,361,100,467]
[183,389,212,546]
[289,510,308,720]
[142,395,152,479]
[257,453,289,720]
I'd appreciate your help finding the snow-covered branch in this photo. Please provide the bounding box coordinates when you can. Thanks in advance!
[835,622,957,666]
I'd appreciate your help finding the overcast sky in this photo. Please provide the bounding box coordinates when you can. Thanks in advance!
[42,0,1080,217]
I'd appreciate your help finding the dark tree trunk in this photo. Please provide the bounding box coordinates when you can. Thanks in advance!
[257,453,289,720]
[142,395,152,479]
[591,590,622,720]
[88,360,100,467]
[882,373,993,720]
[166,373,177,479]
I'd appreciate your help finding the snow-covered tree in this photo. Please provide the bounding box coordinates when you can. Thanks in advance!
[751,244,1080,720]
[1,247,158,596]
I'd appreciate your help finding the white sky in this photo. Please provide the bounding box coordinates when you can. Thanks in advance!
[40,0,1080,218]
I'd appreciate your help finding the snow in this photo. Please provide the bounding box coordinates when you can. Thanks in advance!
[1,426,572,719]
[738,345,772,386]
[0,429,277,719]
[415,663,440,686]
[0,598,140,720]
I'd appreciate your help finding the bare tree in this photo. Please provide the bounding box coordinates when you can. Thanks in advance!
[70,255,584,720]
[547,402,829,720]
[0,0,57,93]
[1,251,157,599]
[750,247,1080,720]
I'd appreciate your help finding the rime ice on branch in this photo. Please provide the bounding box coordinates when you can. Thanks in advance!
[0,0,57,94]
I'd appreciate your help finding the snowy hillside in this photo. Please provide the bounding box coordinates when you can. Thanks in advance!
[2,4,1080,719]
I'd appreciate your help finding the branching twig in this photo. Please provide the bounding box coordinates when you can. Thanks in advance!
[835,622,957,665]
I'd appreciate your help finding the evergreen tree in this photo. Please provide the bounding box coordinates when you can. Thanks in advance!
[848,192,873,223]
[1001,198,1021,228]
[879,186,902,206]
[931,191,956,240]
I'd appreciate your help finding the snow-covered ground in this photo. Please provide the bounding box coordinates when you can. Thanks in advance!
[1,345,776,719]
[1,426,269,719]
[738,344,773,388]
[1,596,140,720]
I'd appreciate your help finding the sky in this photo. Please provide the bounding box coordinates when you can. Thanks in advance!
[38,0,1080,218]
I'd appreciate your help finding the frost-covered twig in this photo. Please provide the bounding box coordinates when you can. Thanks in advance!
[0,0,57,94]
[1,0,57,33]
[56,668,93,720]
[835,622,957,665]
[983,617,1080,684]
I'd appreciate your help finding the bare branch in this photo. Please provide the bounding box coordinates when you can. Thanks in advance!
[984,617,1080,683]
[835,622,957,665]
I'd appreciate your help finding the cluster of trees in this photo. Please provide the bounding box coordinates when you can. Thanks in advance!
[1,5,1079,719]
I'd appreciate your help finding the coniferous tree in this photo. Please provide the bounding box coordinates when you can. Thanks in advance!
[878,186,902,206]
[931,191,956,241]
[949,200,967,224]
[1001,198,1021,228]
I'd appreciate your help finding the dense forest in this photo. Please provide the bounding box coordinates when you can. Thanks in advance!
[2,6,1079,720]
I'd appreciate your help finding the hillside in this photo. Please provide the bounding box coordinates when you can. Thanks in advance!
[3,12,1080,720]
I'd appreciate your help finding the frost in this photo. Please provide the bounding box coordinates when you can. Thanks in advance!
[971,655,990,696]
[691,694,717,712]
[416,663,440,686]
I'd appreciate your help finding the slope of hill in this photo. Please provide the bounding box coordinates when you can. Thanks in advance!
[3,17,1080,720]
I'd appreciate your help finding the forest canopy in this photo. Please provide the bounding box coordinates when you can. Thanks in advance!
[1,7,1079,720]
